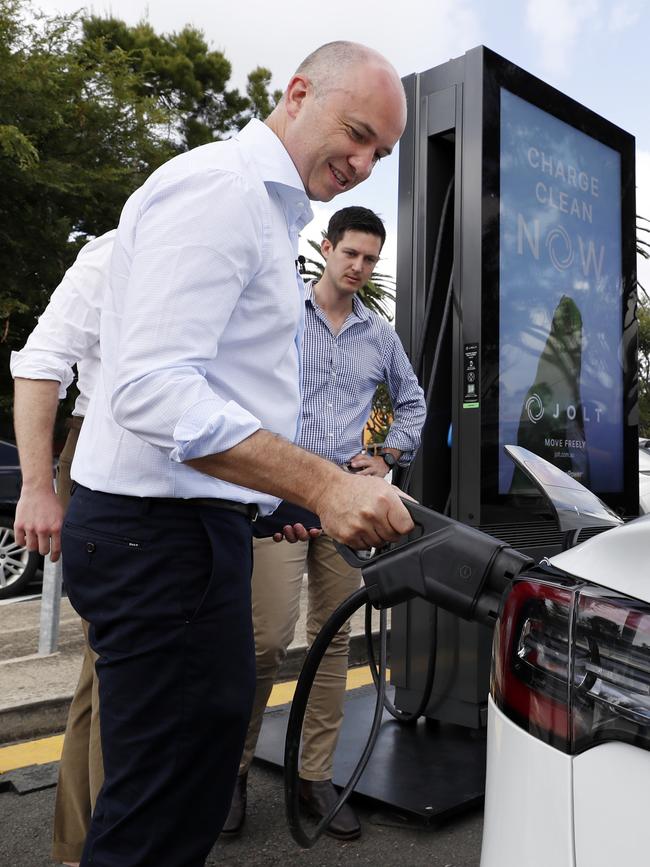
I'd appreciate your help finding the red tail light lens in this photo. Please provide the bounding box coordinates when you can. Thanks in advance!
[492,567,650,754]
[492,575,574,749]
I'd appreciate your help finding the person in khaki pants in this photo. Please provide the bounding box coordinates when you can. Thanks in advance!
[11,232,112,866]
[50,417,103,866]
[243,531,362,785]
[223,207,426,840]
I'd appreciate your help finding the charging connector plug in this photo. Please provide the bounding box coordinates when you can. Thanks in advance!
[339,502,533,625]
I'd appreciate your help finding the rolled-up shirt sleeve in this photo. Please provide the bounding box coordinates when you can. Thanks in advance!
[10,232,112,395]
[381,329,427,464]
[107,169,267,460]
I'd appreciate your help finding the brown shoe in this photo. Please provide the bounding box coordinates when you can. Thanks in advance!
[221,772,247,837]
[298,778,361,840]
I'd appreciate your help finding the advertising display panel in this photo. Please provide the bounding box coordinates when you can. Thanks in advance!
[393,45,637,750]
[498,89,624,497]
[397,46,637,525]
[477,51,637,518]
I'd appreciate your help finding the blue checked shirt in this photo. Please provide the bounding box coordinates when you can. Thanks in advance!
[299,282,426,466]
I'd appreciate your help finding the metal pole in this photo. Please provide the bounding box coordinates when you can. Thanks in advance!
[38,553,62,655]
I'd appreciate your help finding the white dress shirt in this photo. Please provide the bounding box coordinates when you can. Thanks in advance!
[10,232,114,415]
[72,120,313,512]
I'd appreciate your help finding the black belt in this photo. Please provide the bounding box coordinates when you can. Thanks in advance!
[192,498,258,521]
[71,484,258,522]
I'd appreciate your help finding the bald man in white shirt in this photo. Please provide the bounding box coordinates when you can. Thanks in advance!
[12,230,321,866]
[16,41,411,867]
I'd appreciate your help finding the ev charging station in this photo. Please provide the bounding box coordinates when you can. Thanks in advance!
[390,45,638,739]
[261,46,639,832]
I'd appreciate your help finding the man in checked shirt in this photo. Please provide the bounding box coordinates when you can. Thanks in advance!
[224,206,426,840]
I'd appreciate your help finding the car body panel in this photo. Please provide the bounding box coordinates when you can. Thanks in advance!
[548,514,650,601]
[573,741,650,867]
[480,697,575,867]
[483,515,650,867]
[482,702,650,867]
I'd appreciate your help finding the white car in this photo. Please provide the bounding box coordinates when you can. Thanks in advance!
[481,513,650,867]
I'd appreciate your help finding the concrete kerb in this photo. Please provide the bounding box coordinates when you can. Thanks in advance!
[0,698,71,745]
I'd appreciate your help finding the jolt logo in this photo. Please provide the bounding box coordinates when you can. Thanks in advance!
[525,393,545,424]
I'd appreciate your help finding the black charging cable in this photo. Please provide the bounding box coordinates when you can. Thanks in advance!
[364,601,438,724]
[410,175,455,380]
[284,497,534,850]
[394,175,455,501]
[284,586,389,848]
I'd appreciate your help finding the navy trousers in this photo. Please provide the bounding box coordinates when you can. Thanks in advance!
[62,486,256,866]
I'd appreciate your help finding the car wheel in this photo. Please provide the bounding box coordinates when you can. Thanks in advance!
[0,518,40,599]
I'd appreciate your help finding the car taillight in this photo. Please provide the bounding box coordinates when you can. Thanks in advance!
[492,566,650,754]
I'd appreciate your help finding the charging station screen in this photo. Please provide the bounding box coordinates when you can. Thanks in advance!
[498,88,623,496]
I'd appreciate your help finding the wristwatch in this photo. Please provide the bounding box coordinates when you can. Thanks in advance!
[380,451,397,469]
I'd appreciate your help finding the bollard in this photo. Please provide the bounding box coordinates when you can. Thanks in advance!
[38,553,62,655]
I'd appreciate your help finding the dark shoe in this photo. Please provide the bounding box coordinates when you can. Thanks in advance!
[298,778,361,840]
[221,772,247,837]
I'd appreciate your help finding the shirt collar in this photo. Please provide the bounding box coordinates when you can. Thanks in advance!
[236,119,312,232]
[304,280,371,322]
[351,292,370,321]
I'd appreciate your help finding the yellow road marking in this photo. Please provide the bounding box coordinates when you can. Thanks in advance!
[267,663,378,707]
[0,734,64,773]
[0,665,383,774]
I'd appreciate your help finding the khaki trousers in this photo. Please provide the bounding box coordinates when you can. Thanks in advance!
[52,418,104,864]
[239,534,361,781]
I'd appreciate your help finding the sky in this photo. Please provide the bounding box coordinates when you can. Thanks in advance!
[33,0,650,292]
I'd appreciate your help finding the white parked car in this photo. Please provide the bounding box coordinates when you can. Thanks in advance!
[481,512,650,867]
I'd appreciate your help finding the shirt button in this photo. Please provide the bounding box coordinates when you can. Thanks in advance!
[86,542,96,553]
[327,403,333,408]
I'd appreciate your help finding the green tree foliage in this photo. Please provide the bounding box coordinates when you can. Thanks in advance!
[301,235,396,442]
[0,1,172,369]
[246,66,282,120]
[0,0,278,431]
[79,16,258,150]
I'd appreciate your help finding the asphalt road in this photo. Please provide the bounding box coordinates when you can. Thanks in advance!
[1,761,483,867]
[2,574,484,866]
